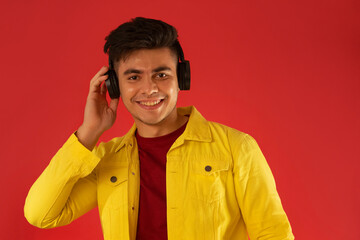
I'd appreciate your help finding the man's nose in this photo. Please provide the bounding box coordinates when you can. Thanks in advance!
[141,75,158,95]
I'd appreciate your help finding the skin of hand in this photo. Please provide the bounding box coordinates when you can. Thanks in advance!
[76,66,120,150]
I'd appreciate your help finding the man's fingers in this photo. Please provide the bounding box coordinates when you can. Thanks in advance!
[91,74,108,86]
[100,80,107,95]
[90,74,109,93]
[90,66,109,85]
[95,66,109,78]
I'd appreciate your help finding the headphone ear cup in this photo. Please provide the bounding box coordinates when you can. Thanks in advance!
[177,60,191,90]
[105,70,120,99]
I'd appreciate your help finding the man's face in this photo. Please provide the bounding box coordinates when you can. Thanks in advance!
[116,47,179,128]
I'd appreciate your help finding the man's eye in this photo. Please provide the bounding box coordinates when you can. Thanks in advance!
[157,73,167,78]
[129,76,138,80]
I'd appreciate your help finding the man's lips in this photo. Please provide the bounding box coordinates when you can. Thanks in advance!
[137,99,163,106]
[133,97,166,107]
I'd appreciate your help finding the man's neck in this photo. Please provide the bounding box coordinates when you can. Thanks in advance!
[135,112,188,138]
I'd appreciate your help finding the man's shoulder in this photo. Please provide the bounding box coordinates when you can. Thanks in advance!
[207,120,249,140]
[186,106,256,147]
[95,135,129,158]
[95,124,137,157]
[206,120,259,150]
[98,135,125,148]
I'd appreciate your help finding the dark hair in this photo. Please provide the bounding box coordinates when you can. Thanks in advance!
[104,17,179,66]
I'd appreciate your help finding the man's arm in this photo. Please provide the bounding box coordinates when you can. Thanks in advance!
[231,133,294,239]
[24,134,100,228]
[24,66,119,228]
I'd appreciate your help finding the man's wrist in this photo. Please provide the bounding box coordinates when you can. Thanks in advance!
[75,125,103,151]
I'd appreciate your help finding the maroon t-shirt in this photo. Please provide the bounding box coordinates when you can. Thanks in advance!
[135,123,187,240]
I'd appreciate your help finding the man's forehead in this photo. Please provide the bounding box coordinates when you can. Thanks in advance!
[115,47,178,70]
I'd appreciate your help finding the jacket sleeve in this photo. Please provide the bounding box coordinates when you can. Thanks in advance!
[24,134,101,229]
[231,133,294,240]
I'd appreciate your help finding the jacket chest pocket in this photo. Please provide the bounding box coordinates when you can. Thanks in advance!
[98,166,128,210]
[188,160,229,203]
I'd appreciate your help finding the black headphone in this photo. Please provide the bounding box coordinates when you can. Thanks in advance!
[105,40,190,99]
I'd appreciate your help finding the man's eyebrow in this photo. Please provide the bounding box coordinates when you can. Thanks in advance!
[152,66,172,72]
[122,66,172,75]
[123,69,143,75]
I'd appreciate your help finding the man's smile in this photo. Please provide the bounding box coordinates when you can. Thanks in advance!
[137,99,163,106]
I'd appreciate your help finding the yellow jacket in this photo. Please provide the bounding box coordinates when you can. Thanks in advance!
[25,106,294,240]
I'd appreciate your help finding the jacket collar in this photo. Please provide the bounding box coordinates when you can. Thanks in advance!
[115,106,211,152]
[115,124,137,153]
[178,106,212,142]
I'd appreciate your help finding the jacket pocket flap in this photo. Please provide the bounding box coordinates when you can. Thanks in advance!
[99,167,128,187]
[191,160,229,176]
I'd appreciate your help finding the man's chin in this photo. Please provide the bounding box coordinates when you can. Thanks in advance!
[130,104,178,129]
[133,115,165,127]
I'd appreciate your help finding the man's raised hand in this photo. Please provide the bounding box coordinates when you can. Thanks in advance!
[76,66,119,150]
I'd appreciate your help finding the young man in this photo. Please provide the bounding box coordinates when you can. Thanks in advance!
[24,17,294,240]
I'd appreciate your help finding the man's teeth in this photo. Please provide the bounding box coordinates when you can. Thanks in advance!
[139,100,161,106]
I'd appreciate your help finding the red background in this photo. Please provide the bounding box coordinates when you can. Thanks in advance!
[1,0,359,239]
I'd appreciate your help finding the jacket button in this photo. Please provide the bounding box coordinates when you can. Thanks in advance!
[110,176,117,183]
[205,165,212,172]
